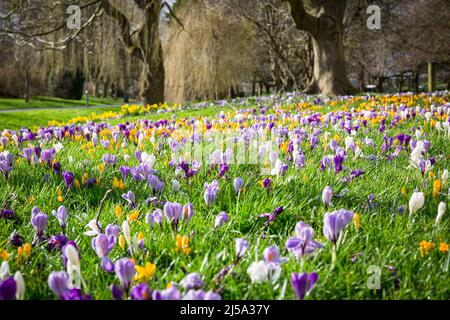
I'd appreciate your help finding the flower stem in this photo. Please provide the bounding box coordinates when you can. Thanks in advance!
[332,244,337,265]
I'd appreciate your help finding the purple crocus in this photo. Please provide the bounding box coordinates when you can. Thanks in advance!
[40,148,55,165]
[52,205,68,231]
[130,283,152,300]
[62,171,74,189]
[152,286,181,300]
[204,180,219,206]
[119,166,131,180]
[47,235,69,251]
[285,222,323,258]
[115,258,136,291]
[233,177,244,194]
[290,272,319,300]
[182,202,195,223]
[0,277,16,300]
[323,209,354,245]
[0,209,15,219]
[122,190,136,208]
[92,233,115,258]
[235,238,249,258]
[48,271,69,298]
[31,212,48,242]
[180,273,204,290]
[20,147,33,164]
[102,154,117,167]
[214,212,229,228]
[322,186,333,207]
[164,201,183,228]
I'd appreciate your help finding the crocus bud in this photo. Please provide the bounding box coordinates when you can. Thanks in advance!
[14,271,25,300]
[214,212,229,229]
[48,271,69,297]
[322,186,333,206]
[435,202,446,227]
[115,258,135,291]
[180,273,204,290]
[233,177,244,194]
[409,192,425,215]
[183,203,194,222]
[52,205,68,230]
[235,238,249,258]
[172,179,180,192]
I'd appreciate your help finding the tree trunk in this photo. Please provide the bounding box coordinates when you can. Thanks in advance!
[398,73,404,92]
[103,1,165,106]
[413,65,420,92]
[376,76,384,93]
[288,0,356,95]
[427,61,436,92]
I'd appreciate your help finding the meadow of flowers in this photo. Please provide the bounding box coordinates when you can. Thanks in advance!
[0,91,449,300]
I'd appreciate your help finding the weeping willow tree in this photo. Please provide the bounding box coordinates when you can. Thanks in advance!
[165,0,256,103]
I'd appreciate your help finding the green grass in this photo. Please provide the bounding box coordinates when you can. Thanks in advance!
[0,96,125,111]
[0,92,449,300]
[0,106,123,131]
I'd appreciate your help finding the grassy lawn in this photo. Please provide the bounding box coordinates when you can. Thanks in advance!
[0,92,448,300]
[0,106,123,131]
[0,96,126,111]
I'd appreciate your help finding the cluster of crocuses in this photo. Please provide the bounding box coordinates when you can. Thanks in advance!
[0,91,449,300]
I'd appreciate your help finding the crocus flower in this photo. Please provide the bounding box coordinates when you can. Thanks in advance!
[0,209,14,219]
[204,180,219,206]
[111,284,124,300]
[409,191,425,215]
[290,272,319,300]
[164,201,183,228]
[102,154,117,167]
[60,288,92,300]
[14,271,25,300]
[214,212,229,228]
[152,286,181,300]
[322,186,333,206]
[286,222,323,258]
[323,209,354,245]
[0,276,16,300]
[64,244,82,289]
[172,179,180,192]
[122,190,136,208]
[48,271,69,298]
[182,202,194,223]
[234,177,244,194]
[247,260,269,284]
[47,235,69,251]
[119,166,131,180]
[180,273,204,290]
[62,171,74,189]
[115,258,136,291]
[31,212,48,242]
[92,234,115,258]
[52,205,68,231]
[235,238,249,258]
[130,283,152,300]
[435,202,446,227]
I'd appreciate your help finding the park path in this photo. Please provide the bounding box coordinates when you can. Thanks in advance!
[0,103,124,113]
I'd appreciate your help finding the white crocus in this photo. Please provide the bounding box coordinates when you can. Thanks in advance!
[442,169,448,185]
[54,142,64,153]
[271,159,282,177]
[247,261,269,284]
[64,244,82,289]
[409,192,425,215]
[122,220,131,247]
[84,219,102,236]
[172,179,180,192]
[0,261,10,279]
[141,152,156,168]
[435,202,446,227]
[14,271,25,300]
[124,154,131,162]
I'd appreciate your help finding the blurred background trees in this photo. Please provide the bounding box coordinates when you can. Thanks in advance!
[0,0,449,104]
